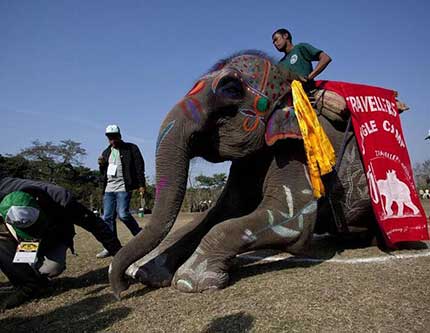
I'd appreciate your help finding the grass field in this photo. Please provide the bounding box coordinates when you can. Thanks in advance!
[1,203,430,332]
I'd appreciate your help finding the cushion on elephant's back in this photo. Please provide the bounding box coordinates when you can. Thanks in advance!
[312,89,348,124]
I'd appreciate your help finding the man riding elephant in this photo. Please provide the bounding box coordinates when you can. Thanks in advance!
[109,51,376,297]
[272,28,332,90]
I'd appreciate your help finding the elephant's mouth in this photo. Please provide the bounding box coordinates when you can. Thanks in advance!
[188,131,226,163]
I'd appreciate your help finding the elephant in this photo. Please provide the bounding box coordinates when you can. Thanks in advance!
[109,51,377,297]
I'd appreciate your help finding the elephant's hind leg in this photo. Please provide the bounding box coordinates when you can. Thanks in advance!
[172,199,317,293]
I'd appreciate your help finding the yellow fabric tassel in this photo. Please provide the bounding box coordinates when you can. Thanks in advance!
[291,80,336,198]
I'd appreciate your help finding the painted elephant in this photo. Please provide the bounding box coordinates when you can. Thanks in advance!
[109,51,375,297]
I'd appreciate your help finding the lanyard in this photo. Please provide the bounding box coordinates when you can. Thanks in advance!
[111,148,120,163]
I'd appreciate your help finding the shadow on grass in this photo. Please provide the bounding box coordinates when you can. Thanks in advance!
[0,293,131,333]
[122,285,154,300]
[231,232,382,284]
[37,266,110,300]
[202,311,254,333]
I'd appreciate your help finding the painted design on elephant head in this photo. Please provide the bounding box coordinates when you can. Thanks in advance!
[240,108,264,132]
[208,53,291,134]
[180,97,203,123]
[156,120,175,154]
[265,107,302,145]
[186,80,206,96]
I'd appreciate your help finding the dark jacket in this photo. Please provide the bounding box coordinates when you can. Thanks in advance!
[100,141,146,192]
[0,177,121,255]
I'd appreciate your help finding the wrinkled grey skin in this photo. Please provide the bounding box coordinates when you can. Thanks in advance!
[109,51,373,298]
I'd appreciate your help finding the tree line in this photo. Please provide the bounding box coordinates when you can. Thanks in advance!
[7,139,427,211]
[0,140,227,213]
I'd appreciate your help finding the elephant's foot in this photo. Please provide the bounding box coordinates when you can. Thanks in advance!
[134,262,173,288]
[172,247,229,293]
[126,252,174,288]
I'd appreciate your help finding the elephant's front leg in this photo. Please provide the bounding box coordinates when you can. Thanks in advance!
[172,190,317,292]
[126,211,217,288]
[126,158,267,288]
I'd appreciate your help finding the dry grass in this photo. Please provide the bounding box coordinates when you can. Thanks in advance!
[1,204,430,332]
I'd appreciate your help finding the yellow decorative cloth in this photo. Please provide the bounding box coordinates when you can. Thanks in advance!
[291,80,336,198]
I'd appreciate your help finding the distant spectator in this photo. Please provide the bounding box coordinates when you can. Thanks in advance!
[96,125,145,258]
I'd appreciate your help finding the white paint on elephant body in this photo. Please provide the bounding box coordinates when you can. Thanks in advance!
[303,165,312,189]
[242,229,257,242]
[125,248,161,278]
[271,225,300,239]
[302,200,317,215]
[283,186,294,217]
[266,208,300,238]
[125,263,140,278]
[297,215,304,230]
[267,210,275,225]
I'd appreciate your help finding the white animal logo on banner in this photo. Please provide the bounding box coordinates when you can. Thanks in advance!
[368,169,421,219]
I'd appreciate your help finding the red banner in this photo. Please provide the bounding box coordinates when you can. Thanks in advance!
[316,80,429,247]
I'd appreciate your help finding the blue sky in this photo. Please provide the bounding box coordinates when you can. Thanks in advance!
[1,0,429,182]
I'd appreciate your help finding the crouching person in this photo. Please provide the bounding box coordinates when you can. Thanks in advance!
[0,176,122,310]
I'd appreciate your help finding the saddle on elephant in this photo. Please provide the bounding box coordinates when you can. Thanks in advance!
[309,81,409,124]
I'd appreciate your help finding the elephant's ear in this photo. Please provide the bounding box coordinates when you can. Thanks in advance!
[265,107,302,146]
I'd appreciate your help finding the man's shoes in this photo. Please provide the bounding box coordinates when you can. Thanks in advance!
[96,249,111,259]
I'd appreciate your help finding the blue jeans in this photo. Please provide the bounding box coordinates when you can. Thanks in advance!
[103,191,142,237]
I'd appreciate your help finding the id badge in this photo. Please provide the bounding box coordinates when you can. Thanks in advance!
[107,164,118,176]
[13,241,40,264]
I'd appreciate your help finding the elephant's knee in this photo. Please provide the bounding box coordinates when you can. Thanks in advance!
[199,223,237,254]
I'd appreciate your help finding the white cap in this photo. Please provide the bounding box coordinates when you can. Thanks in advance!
[106,124,121,135]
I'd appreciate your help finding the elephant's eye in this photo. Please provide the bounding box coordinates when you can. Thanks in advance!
[215,76,245,100]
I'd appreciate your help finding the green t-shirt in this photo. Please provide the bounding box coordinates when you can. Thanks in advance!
[279,43,322,77]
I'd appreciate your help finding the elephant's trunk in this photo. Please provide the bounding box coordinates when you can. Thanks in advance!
[109,111,192,298]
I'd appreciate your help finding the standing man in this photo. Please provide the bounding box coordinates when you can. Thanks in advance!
[0,176,122,310]
[97,125,145,258]
[272,28,332,90]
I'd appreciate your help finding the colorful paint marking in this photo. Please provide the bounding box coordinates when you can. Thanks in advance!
[186,80,206,96]
[155,176,169,200]
[156,120,175,154]
[180,97,203,123]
